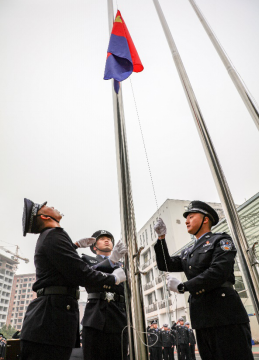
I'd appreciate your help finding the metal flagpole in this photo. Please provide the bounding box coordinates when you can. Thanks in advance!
[152,0,259,321]
[188,0,259,132]
[107,1,149,359]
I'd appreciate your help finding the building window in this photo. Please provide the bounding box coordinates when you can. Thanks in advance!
[145,229,148,245]
[150,224,153,241]
[142,233,145,246]
[139,235,142,246]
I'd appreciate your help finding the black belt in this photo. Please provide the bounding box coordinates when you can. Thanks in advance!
[88,292,124,303]
[221,281,234,289]
[36,286,80,300]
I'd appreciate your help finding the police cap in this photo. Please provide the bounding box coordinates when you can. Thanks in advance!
[151,320,157,325]
[22,198,47,237]
[178,317,184,322]
[163,324,168,327]
[183,201,219,226]
[185,321,190,325]
[90,230,114,254]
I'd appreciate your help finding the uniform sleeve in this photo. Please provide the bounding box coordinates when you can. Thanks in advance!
[154,238,183,272]
[43,230,116,287]
[184,236,236,294]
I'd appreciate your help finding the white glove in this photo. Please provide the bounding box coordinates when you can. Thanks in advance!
[154,218,167,237]
[110,240,128,263]
[75,237,96,248]
[112,267,126,285]
[167,274,181,293]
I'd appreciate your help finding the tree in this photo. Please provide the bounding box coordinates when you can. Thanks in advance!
[0,324,18,339]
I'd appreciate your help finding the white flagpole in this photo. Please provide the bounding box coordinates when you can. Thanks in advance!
[107,2,149,359]
[189,0,259,131]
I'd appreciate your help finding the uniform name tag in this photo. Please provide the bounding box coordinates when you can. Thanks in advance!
[90,260,97,263]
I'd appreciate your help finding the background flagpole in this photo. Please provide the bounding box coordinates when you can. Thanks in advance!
[152,0,259,321]
[107,1,149,359]
[188,0,259,131]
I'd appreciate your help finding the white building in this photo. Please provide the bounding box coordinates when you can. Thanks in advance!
[0,253,18,328]
[137,199,224,327]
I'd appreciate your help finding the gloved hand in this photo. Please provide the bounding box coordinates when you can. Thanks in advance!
[75,237,96,248]
[110,240,128,263]
[167,274,181,293]
[112,267,126,285]
[154,218,167,237]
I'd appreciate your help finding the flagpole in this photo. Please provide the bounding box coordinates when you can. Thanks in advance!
[107,1,149,359]
[152,0,259,321]
[188,0,259,131]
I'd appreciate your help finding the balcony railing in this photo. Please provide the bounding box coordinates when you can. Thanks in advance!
[158,298,172,309]
[152,255,157,263]
[143,280,155,291]
[142,258,152,269]
[155,275,163,285]
[145,303,158,313]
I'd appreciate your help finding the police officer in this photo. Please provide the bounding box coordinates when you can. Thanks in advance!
[172,318,190,360]
[20,199,126,360]
[185,322,196,360]
[147,320,162,360]
[161,324,175,360]
[79,230,128,360]
[154,201,253,360]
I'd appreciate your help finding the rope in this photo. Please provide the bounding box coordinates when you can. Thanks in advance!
[129,78,160,217]
[120,325,159,360]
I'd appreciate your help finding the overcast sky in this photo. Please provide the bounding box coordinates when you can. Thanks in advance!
[0,0,258,275]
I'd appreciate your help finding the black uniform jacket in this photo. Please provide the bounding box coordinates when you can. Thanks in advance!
[172,324,189,345]
[188,328,196,345]
[161,329,175,347]
[147,328,162,347]
[154,232,249,329]
[21,228,116,348]
[81,254,127,333]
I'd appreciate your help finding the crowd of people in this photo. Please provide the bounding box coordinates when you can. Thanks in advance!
[147,318,196,360]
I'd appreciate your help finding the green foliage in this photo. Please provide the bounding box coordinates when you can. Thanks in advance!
[0,324,18,339]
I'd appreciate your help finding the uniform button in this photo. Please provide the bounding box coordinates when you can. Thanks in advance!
[199,291,202,293]
[196,292,199,295]
[221,293,225,297]
[191,254,193,257]
[109,286,111,289]
[67,305,71,310]
[189,266,192,269]
[103,285,106,288]
[202,289,205,292]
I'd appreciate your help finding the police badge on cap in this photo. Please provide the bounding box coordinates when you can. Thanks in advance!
[183,200,219,226]
[22,198,47,236]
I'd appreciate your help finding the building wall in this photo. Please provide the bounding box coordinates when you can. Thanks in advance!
[7,273,36,330]
[0,254,18,328]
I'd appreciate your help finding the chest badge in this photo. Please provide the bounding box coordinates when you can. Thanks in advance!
[203,241,211,247]
[220,240,233,251]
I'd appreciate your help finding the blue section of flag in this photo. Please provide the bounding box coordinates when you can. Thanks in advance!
[104,34,133,83]
[108,34,132,63]
[114,80,120,94]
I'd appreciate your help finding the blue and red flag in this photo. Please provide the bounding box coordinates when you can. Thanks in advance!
[104,10,144,93]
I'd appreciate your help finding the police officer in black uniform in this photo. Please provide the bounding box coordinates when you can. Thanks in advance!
[20,199,126,360]
[172,318,190,360]
[79,230,128,360]
[185,322,196,360]
[161,324,175,360]
[154,201,253,360]
[147,320,162,360]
